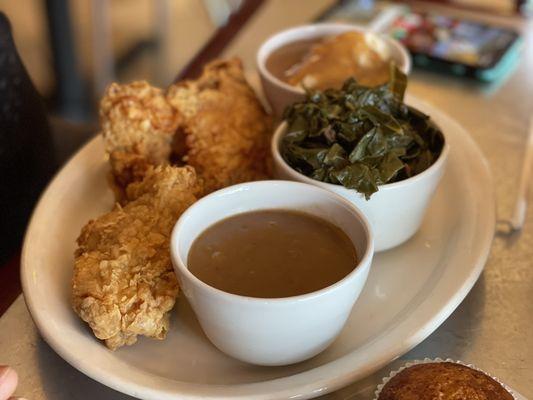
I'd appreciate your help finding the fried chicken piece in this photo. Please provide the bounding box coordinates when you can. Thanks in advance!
[100,81,181,201]
[167,58,272,194]
[72,165,200,350]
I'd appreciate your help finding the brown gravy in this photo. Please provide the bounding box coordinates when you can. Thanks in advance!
[187,210,357,298]
[266,32,391,90]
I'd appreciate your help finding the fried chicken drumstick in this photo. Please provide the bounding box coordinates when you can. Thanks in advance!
[72,166,200,350]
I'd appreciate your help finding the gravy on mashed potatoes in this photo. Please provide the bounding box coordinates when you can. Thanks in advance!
[266,31,391,90]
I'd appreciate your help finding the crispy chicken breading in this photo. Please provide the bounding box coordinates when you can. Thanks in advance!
[167,58,272,194]
[74,58,273,350]
[72,165,200,350]
[100,59,272,199]
[100,81,181,201]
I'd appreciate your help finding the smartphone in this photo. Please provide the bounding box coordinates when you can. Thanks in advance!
[386,11,522,81]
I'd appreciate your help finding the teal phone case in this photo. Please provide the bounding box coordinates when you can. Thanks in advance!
[476,37,523,82]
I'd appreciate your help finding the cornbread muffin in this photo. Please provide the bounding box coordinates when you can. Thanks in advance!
[377,362,513,400]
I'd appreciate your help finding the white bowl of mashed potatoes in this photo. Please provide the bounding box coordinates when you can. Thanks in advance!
[257,23,412,116]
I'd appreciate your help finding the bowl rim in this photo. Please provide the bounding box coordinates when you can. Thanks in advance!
[170,180,374,305]
[271,120,450,194]
[256,22,412,96]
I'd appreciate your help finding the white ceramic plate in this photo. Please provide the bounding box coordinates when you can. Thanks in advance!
[21,97,495,400]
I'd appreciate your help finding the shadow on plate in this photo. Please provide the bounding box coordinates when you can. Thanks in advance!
[400,272,486,360]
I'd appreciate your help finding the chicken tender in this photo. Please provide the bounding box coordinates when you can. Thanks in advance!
[167,58,272,194]
[73,58,272,350]
[100,81,181,201]
[72,165,199,350]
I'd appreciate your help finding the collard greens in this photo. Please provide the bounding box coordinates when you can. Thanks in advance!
[281,65,444,199]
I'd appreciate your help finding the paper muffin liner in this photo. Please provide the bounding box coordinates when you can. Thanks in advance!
[373,357,517,400]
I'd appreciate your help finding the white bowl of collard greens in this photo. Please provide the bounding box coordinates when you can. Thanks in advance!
[271,66,449,251]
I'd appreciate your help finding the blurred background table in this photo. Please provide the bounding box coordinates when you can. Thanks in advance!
[0,0,532,399]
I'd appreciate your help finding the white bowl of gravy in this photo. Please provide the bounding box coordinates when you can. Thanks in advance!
[257,23,411,116]
[170,180,374,366]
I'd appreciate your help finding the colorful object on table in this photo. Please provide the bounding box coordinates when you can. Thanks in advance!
[387,10,522,81]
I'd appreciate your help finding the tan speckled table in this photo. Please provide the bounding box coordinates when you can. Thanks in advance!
[0,1,532,399]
